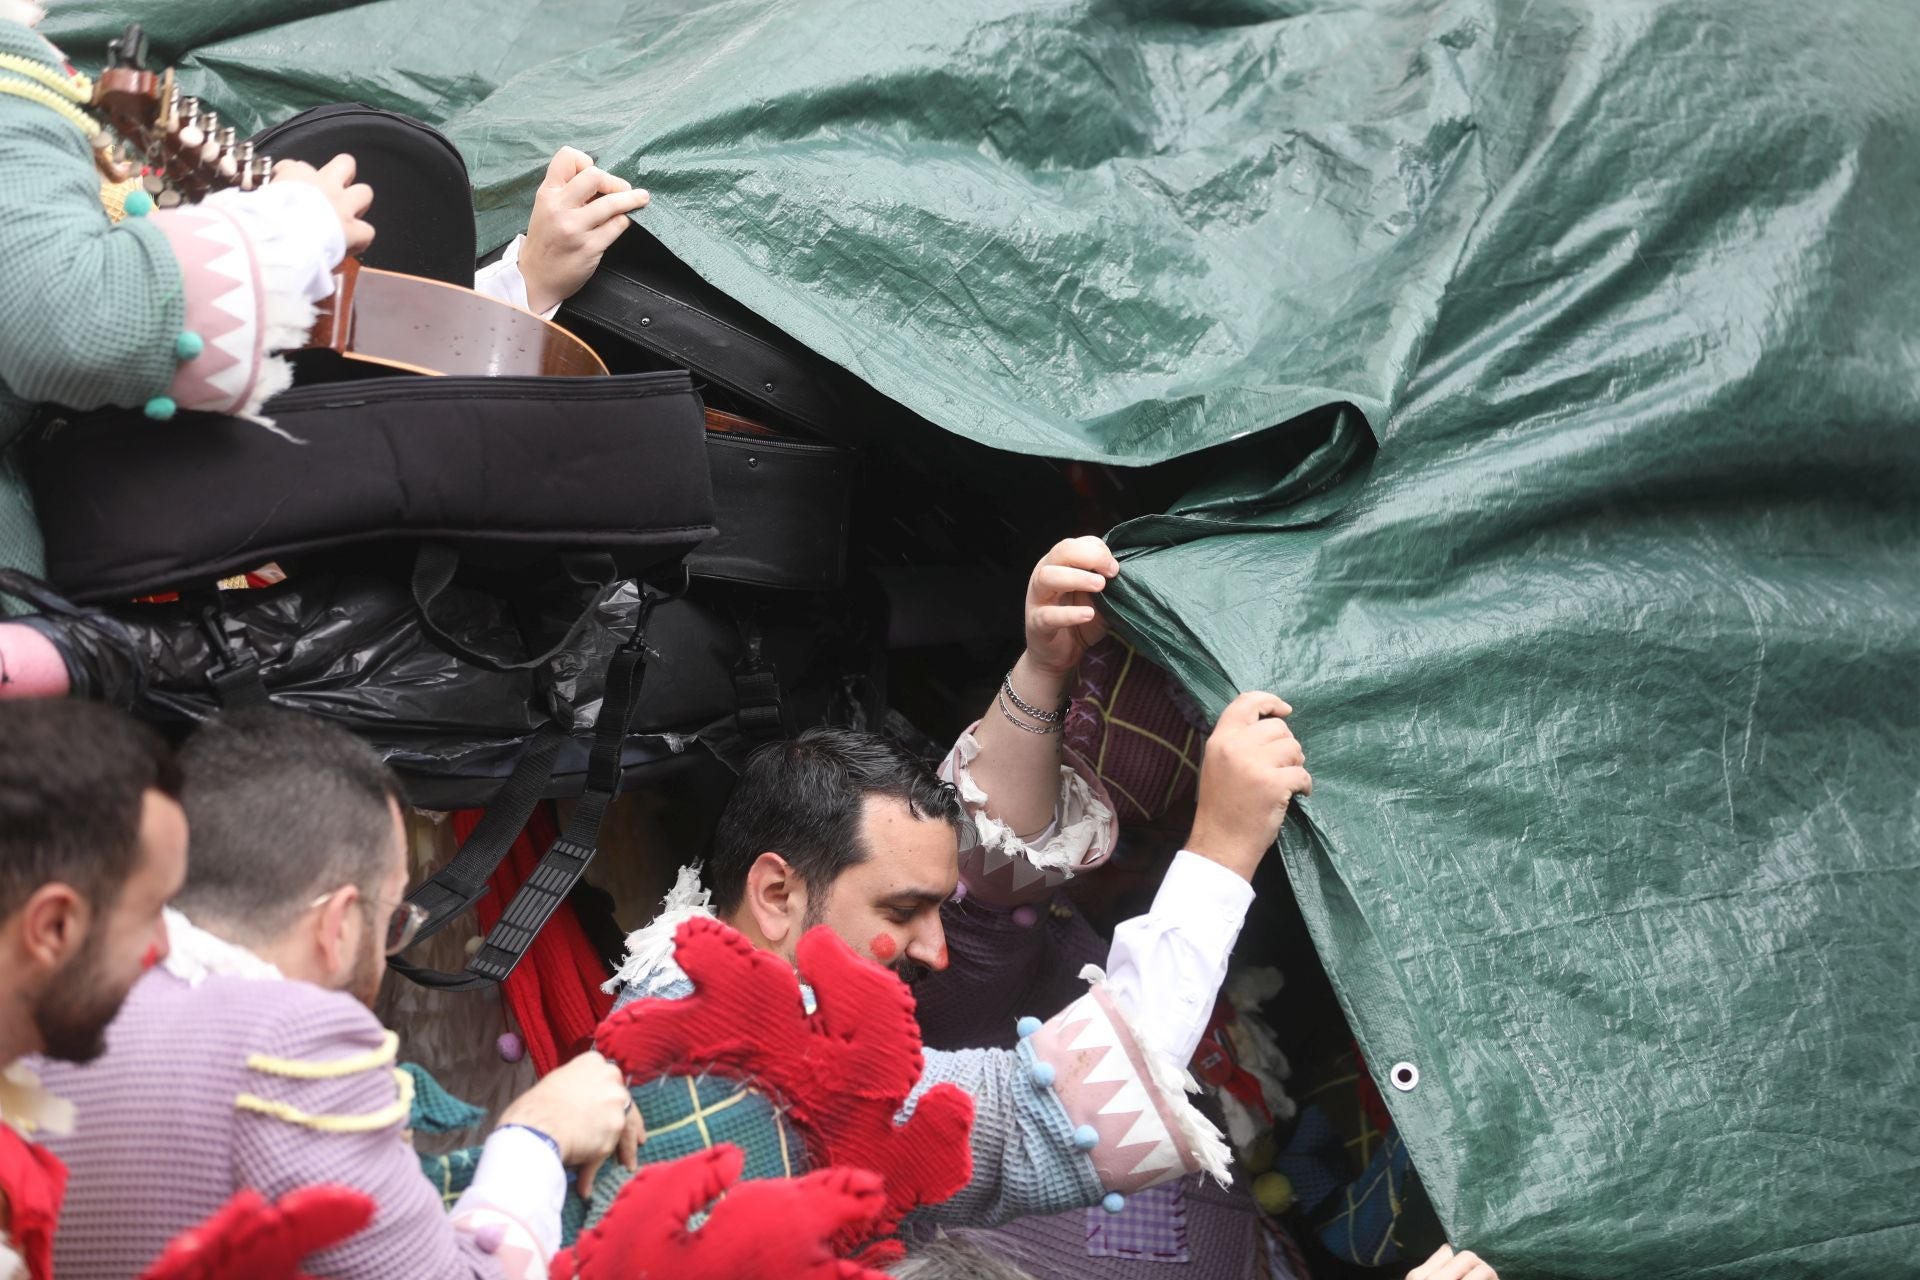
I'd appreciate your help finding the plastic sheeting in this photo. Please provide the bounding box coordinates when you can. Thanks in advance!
[44,2,1920,1275]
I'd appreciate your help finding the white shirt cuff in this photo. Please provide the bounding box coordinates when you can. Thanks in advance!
[453,1124,568,1258]
[471,234,560,319]
[1102,849,1257,1070]
[202,181,344,307]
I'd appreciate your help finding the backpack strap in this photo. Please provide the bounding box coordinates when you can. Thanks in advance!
[388,588,661,991]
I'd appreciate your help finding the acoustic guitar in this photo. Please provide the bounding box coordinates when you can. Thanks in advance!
[89,25,607,379]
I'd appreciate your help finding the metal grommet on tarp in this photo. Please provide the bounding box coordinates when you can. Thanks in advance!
[1389,1061,1420,1092]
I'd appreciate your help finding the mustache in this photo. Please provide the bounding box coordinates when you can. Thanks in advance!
[888,957,931,986]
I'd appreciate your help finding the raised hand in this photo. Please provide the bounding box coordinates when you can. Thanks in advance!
[1185,690,1311,881]
[518,146,651,314]
[1021,535,1120,680]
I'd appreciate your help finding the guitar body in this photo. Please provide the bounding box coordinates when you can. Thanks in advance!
[310,262,608,378]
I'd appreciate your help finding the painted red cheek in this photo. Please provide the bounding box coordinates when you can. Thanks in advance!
[140,943,161,972]
[868,933,898,962]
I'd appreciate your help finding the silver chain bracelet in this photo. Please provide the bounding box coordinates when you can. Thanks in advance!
[997,691,1064,734]
[1002,670,1068,724]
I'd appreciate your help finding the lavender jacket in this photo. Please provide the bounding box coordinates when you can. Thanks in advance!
[32,970,530,1280]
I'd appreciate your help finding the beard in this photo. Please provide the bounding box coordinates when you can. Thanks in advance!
[800,895,928,986]
[33,926,135,1064]
[344,919,385,1007]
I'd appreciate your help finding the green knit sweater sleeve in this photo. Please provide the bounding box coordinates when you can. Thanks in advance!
[0,92,185,412]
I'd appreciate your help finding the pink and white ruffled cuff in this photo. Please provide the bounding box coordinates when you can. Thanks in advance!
[144,182,341,422]
[941,722,1119,907]
[1021,968,1232,1202]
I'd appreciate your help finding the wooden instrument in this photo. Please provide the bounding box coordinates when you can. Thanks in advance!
[88,25,608,378]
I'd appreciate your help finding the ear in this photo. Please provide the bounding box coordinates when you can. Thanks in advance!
[16,882,92,973]
[740,852,803,949]
[315,884,362,978]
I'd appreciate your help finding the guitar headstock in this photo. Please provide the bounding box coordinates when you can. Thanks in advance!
[90,24,272,204]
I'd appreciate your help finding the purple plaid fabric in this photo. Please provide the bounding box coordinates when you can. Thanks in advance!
[1086,1181,1190,1262]
[31,970,505,1280]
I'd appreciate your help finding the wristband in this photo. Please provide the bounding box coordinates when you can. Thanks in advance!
[495,1123,563,1165]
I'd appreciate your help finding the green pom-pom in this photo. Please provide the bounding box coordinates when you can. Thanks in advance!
[123,189,154,218]
[1253,1171,1295,1214]
[143,395,177,421]
[174,331,204,360]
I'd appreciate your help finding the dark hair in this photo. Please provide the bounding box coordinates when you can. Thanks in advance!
[170,709,405,942]
[708,727,964,914]
[0,700,180,921]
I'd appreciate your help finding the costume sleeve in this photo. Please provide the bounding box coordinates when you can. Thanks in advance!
[1105,850,1256,1068]
[907,973,1231,1230]
[471,236,560,319]
[231,997,529,1280]
[938,721,1119,908]
[0,89,338,423]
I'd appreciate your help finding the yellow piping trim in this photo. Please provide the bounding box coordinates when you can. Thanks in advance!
[235,1068,414,1134]
[0,76,99,139]
[0,52,92,102]
[246,1030,399,1079]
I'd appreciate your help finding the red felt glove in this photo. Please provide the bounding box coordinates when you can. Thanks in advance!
[0,1126,66,1280]
[596,918,974,1262]
[551,1145,893,1280]
[135,1186,374,1280]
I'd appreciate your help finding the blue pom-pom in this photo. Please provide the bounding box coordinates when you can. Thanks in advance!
[1030,1061,1056,1088]
[1102,1192,1127,1214]
[143,395,177,420]
[1074,1125,1100,1151]
[174,330,204,360]
[123,189,153,218]
[1016,1016,1043,1040]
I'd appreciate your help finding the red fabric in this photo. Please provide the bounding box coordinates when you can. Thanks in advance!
[454,804,614,1076]
[597,919,974,1265]
[551,1146,891,1280]
[1190,998,1273,1125]
[0,1125,65,1280]
[136,1186,373,1280]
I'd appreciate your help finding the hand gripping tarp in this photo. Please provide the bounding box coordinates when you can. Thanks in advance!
[45,1,1920,1275]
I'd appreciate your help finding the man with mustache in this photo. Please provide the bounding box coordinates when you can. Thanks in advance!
[596,536,1312,1231]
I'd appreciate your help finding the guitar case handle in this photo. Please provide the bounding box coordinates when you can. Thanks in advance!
[410,542,620,675]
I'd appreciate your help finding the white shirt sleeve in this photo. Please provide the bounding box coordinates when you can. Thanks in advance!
[471,234,560,319]
[1102,850,1256,1070]
[451,1124,568,1258]
[201,181,344,309]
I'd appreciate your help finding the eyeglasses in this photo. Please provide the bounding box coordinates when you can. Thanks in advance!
[308,890,430,955]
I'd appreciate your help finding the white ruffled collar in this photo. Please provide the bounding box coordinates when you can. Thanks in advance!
[605,863,715,994]
[161,908,285,986]
[0,2,45,29]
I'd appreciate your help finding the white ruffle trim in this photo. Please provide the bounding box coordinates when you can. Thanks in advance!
[604,863,717,993]
[947,727,1113,878]
[161,907,285,985]
[0,1237,23,1280]
[1080,964,1233,1187]
[233,290,320,436]
[0,1062,73,1140]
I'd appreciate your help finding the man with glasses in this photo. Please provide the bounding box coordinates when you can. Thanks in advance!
[33,709,640,1280]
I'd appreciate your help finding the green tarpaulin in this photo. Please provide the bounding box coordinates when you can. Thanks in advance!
[48,2,1920,1275]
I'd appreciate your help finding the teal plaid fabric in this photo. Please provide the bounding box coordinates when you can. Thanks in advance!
[566,1073,807,1244]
